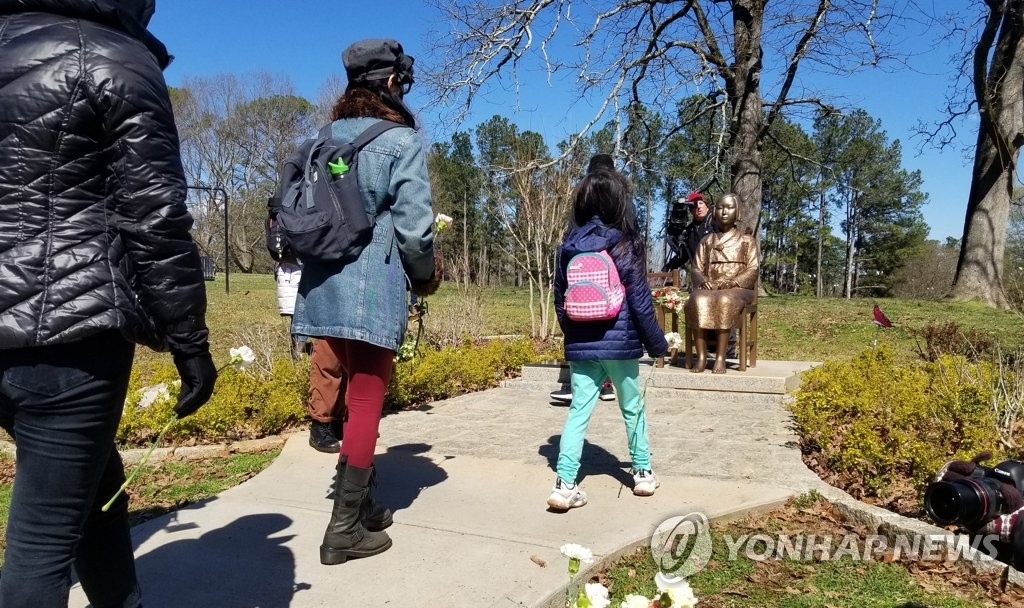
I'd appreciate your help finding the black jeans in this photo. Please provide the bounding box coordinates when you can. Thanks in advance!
[0,331,140,608]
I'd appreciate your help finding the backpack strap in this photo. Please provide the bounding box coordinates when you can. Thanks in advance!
[352,121,406,262]
[314,120,406,149]
[352,120,406,150]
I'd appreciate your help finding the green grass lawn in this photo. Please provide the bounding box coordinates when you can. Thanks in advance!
[757,295,1023,362]
[197,273,1023,367]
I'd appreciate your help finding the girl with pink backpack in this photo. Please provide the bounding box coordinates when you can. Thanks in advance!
[548,155,669,511]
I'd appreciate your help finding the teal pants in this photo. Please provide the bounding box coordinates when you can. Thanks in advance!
[556,359,651,484]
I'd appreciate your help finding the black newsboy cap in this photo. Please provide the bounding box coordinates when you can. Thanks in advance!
[343,38,412,82]
[586,154,615,174]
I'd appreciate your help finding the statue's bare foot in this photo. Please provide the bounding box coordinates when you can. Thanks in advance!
[690,364,705,373]
[712,360,727,374]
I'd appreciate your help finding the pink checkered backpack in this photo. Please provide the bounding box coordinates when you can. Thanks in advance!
[564,250,625,321]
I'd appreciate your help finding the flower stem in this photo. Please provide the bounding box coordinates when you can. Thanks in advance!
[101,416,177,512]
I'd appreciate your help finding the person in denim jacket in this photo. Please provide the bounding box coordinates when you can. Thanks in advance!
[548,156,668,511]
[292,38,441,565]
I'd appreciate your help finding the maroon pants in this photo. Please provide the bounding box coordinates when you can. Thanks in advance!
[308,337,393,468]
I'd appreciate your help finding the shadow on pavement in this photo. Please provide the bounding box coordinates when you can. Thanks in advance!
[132,511,297,608]
[539,435,633,487]
[364,443,450,512]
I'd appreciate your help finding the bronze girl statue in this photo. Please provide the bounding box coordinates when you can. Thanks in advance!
[684,193,759,373]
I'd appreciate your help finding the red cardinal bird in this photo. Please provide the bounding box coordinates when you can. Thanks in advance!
[872,304,894,328]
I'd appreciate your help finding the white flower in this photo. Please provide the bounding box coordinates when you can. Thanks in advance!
[560,543,594,563]
[137,383,172,409]
[584,583,611,608]
[655,572,699,608]
[229,345,255,370]
[620,594,651,608]
[434,212,453,231]
[664,332,683,349]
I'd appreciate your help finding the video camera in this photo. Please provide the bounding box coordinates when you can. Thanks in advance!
[924,459,1024,528]
[666,197,691,239]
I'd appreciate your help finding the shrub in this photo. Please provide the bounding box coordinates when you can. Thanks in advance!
[912,321,996,362]
[118,357,309,447]
[386,336,544,409]
[423,288,486,348]
[119,336,550,446]
[791,345,1007,497]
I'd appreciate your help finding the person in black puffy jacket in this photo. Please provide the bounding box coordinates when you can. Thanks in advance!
[0,1,216,606]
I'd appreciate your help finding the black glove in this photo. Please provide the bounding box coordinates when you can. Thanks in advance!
[164,317,216,418]
[411,248,443,297]
[173,352,217,418]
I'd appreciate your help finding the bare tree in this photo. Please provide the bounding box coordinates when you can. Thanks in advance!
[425,0,906,234]
[947,0,1024,308]
[170,72,316,272]
[316,73,346,124]
[499,137,583,338]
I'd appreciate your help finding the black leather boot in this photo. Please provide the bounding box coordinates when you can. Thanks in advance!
[330,457,392,531]
[320,462,392,565]
[309,420,340,453]
[361,464,393,531]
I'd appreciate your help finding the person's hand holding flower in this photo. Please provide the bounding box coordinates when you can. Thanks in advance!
[102,345,253,512]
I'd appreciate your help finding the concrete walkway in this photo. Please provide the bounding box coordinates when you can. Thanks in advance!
[69,359,820,608]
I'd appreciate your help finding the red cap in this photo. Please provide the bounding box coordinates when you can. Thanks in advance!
[686,192,704,204]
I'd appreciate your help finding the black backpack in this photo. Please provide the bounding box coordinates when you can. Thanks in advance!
[274,120,404,263]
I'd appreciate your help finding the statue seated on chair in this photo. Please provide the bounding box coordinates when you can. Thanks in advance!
[683,192,759,374]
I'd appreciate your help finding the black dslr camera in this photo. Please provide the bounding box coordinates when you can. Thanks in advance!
[924,459,1024,528]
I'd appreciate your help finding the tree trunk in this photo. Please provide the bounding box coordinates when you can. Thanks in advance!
[844,193,856,299]
[951,125,1014,307]
[729,0,765,235]
[816,184,826,297]
[950,0,1024,308]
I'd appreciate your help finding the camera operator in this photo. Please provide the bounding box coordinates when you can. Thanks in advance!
[926,452,1024,569]
[663,192,718,274]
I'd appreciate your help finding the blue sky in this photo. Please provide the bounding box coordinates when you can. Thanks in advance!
[149,0,977,242]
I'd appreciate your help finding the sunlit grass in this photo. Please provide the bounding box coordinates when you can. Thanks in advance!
[193,276,1023,368]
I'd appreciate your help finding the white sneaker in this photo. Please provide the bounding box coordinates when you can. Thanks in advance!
[547,478,588,510]
[632,468,660,496]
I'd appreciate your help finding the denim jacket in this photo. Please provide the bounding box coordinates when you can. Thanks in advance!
[292,117,435,351]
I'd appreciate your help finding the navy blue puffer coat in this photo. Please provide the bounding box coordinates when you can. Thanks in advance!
[554,218,668,361]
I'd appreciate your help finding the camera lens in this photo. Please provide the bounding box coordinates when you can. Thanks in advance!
[924,478,1002,527]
